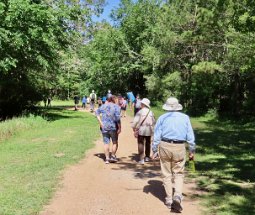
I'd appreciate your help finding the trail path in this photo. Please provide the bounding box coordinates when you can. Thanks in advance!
[40,110,202,215]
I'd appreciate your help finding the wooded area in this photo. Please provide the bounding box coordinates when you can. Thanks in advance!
[1,0,255,118]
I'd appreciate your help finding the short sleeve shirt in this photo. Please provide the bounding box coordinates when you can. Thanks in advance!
[95,102,121,133]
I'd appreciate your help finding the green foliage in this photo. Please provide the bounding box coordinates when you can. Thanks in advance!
[81,0,255,116]
[0,0,104,118]
[1,0,255,118]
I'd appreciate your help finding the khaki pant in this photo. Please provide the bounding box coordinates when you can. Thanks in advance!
[158,141,186,203]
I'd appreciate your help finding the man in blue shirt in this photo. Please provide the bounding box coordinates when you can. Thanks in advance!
[95,96,121,164]
[81,96,87,109]
[152,97,195,213]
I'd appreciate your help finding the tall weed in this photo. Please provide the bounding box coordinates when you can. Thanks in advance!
[0,115,47,142]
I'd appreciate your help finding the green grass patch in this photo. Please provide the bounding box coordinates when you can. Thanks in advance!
[0,106,99,215]
[195,116,255,215]
[39,100,75,108]
[0,115,47,142]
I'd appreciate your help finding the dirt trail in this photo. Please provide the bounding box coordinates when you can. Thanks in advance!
[40,111,202,215]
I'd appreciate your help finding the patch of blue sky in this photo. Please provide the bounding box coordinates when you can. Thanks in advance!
[92,0,121,24]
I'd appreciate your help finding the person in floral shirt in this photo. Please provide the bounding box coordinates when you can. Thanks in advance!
[95,96,121,164]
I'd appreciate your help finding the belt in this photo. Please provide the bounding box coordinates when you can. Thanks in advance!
[162,138,185,144]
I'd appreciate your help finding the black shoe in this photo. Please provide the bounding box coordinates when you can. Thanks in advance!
[171,196,183,213]
[110,155,118,163]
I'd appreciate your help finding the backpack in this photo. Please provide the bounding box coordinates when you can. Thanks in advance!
[91,93,95,102]
[135,99,141,109]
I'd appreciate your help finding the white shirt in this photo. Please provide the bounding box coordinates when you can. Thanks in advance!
[132,107,156,136]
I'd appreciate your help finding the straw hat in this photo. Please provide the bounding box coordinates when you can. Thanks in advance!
[141,98,150,108]
[162,97,183,111]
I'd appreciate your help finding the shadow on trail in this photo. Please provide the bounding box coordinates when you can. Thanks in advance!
[93,150,162,179]
[194,119,255,214]
[35,106,91,121]
[94,152,161,179]
[94,153,105,161]
[143,180,166,203]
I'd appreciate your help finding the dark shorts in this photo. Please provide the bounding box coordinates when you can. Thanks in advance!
[102,130,118,144]
[121,106,126,111]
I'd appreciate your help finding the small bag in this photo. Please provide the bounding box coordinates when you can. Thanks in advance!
[134,128,139,138]
[134,110,150,138]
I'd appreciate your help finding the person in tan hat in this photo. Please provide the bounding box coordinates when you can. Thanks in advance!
[152,97,195,212]
[132,98,155,164]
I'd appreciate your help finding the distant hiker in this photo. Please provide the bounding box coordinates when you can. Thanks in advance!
[95,95,121,164]
[89,90,97,112]
[98,97,103,108]
[121,96,127,117]
[127,91,135,109]
[74,95,79,110]
[133,94,142,116]
[43,97,47,107]
[102,96,107,104]
[132,98,155,164]
[82,96,87,109]
[47,97,52,107]
[152,97,196,213]
[106,90,112,99]
[111,95,121,153]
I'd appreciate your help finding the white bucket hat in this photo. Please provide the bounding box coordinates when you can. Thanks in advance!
[163,97,183,111]
[141,98,150,108]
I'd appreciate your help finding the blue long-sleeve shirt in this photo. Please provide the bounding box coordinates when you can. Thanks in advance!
[152,112,195,153]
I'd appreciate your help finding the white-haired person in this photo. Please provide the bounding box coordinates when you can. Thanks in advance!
[132,98,155,164]
[89,90,97,112]
[152,97,196,213]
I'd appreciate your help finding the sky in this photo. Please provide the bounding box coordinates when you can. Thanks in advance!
[92,0,121,24]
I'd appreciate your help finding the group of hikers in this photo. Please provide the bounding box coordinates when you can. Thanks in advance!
[73,90,134,117]
[93,90,196,213]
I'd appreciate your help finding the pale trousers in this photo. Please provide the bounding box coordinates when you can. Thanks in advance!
[158,141,186,202]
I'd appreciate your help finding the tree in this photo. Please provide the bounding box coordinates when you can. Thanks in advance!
[0,0,104,118]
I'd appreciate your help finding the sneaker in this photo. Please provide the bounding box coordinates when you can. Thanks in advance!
[171,196,183,213]
[144,157,150,162]
[105,159,110,164]
[138,159,144,165]
[110,155,118,163]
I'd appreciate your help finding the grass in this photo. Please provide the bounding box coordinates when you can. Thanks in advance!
[150,106,255,215]
[0,115,47,142]
[0,103,99,215]
[1,102,254,215]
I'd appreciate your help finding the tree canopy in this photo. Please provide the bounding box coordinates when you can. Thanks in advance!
[82,0,255,116]
[0,0,103,118]
[0,0,254,118]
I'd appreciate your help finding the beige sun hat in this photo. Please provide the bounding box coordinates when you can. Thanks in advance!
[163,97,183,111]
[141,98,150,108]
